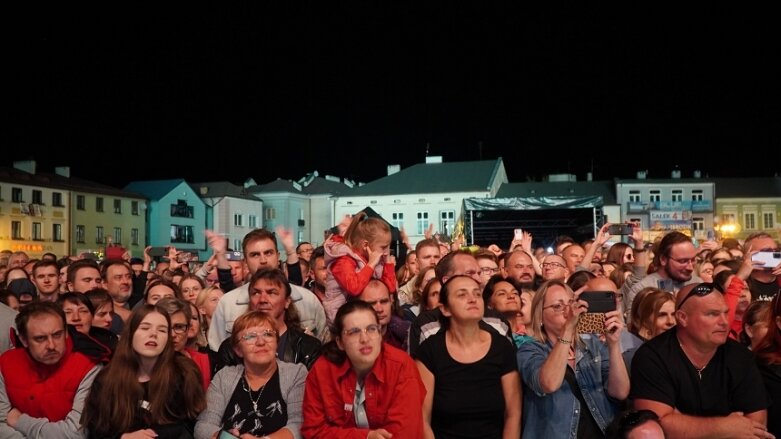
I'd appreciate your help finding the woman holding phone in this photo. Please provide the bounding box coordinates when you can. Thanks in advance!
[516,280,629,439]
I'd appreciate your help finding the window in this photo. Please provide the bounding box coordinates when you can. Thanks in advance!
[96,226,104,244]
[298,230,304,243]
[114,199,122,214]
[32,222,42,241]
[32,190,43,204]
[76,225,85,243]
[171,200,194,218]
[171,225,194,244]
[744,213,756,230]
[249,215,258,228]
[113,227,122,244]
[763,212,775,229]
[53,224,63,242]
[131,201,139,215]
[131,228,139,245]
[264,208,276,220]
[722,212,737,224]
[52,192,63,207]
[234,213,243,227]
[671,189,683,202]
[649,190,661,202]
[12,221,22,240]
[12,188,23,203]
[391,212,404,229]
[628,190,641,203]
[233,239,242,251]
[692,217,704,231]
[416,212,429,235]
[96,197,104,212]
[76,195,85,210]
[440,210,455,236]
[692,190,704,201]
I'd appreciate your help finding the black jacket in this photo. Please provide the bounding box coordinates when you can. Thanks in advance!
[214,327,321,371]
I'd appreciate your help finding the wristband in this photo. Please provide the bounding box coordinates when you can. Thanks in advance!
[557,337,572,345]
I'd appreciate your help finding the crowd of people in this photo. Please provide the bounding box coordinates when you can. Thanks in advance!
[0,217,779,438]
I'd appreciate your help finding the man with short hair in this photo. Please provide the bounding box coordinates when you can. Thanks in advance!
[30,260,60,303]
[560,244,586,274]
[503,250,536,287]
[631,282,772,438]
[7,252,29,270]
[0,302,100,438]
[307,247,327,303]
[397,239,441,306]
[208,228,326,350]
[101,260,134,324]
[360,279,410,351]
[540,254,570,282]
[66,259,103,293]
[296,242,314,262]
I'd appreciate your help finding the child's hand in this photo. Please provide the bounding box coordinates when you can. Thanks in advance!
[366,246,384,267]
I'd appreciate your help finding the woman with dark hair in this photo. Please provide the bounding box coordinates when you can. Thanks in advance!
[195,311,307,439]
[302,300,425,438]
[754,294,781,437]
[483,275,535,346]
[741,301,771,351]
[59,292,117,362]
[417,275,521,438]
[81,304,205,438]
[605,243,634,267]
[628,288,676,342]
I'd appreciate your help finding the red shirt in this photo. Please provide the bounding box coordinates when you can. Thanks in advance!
[302,342,426,439]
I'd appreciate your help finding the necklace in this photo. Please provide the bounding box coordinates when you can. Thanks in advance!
[242,375,266,414]
[678,340,710,380]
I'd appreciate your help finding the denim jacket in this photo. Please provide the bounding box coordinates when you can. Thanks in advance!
[517,336,619,438]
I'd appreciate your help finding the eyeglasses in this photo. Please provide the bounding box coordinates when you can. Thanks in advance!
[668,257,697,266]
[479,267,500,275]
[543,300,575,313]
[342,324,381,339]
[541,262,566,269]
[240,329,277,344]
[172,323,190,334]
[677,282,715,310]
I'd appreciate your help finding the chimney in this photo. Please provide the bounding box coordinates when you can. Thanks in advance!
[671,170,681,179]
[637,170,647,180]
[425,156,443,164]
[586,172,593,182]
[13,160,36,175]
[54,166,70,178]
[693,170,702,178]
[387,164,400,176]
[199,186,208,195]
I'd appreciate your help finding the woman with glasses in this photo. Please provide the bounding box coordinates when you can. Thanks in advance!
[195,310,307,439]
[302,300,425,438]
[517,279,629,438]
[157,297,212,391]
[416,275,521,439]
[81,304,205,439]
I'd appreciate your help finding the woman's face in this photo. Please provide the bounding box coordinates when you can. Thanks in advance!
[94,303,114,329]
[441,277,483,322]
[425,281,442,310]
[623,247,635,264]
[541,285,575,335]
[187,304,201,342]
[747,320,769,350]
[406,254,419,275]
[519,291,533,326]
[146,284,175,305]
[489,281,520,313]
[234,322,278,368]
[132,311,169,360]
[336,310,382,373]
[200,288,224,319]
[419,269,437,292]
[698,262,714,283]
[652,300,676,337]
[63,301,93,335]
[170,311,189,352]
[180,278,202,304]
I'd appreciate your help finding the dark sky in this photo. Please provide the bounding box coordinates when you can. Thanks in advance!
[5,5,780,188]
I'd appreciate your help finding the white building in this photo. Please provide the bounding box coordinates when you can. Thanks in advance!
[191,181,264,252]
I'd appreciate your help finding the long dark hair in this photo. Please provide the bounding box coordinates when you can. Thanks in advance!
[755,295,781,365]
[81,304,205,436]
[321,300,379,364]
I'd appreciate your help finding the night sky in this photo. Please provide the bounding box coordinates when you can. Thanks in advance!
[5,5,780,188]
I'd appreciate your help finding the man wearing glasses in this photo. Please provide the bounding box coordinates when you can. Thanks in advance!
[631,282,772,438]
[622,231,703,321]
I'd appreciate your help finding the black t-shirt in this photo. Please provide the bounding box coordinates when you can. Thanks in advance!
[748,277,780,302]
[630,328,769,416]
[417,328,518,438]
[756,359,781,438]
[221,369,287,436]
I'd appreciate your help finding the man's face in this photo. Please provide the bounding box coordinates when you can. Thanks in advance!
[245,238,280,275]
[561,245,585,272]
[104,264,133,303]
[297,244,314,262]
[313,256,328,288]
[661,241,697,283]
[33,265,60,295]
[228,260,246,285]
[69,267,103,293]
[677,289,729,348]
[541,255,568,281]
[416,245,441,269]
[8,253,29,269]
[359,282,392,326]
[249,278,290,321]
[444,254,481,284]
[22,313,67,365]
[504,251,535,284]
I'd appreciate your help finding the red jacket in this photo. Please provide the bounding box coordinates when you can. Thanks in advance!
[302,343,425,439]
[185,347,211,391]
[0,339,96,421]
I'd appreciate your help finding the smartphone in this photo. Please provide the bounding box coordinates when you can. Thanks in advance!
[752,251,781,269]
[607,224,633,235]
[579,291,617,313]
[514,228,523,240]
[148,247,168,258]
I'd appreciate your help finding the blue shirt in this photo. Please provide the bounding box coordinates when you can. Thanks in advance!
[517,336,619,438]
